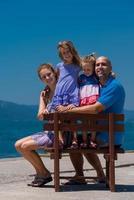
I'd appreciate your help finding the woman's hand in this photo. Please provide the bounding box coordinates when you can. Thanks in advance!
[37,109,49,120]
[40,91,46,99]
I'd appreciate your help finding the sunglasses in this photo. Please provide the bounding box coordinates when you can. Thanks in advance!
[84,52,96,59]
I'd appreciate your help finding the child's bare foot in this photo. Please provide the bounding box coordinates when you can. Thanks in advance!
[70,141,78,149]
[89,140,97,148]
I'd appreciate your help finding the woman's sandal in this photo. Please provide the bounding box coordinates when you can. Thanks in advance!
[27,175,39,186]
[27,176,52,187]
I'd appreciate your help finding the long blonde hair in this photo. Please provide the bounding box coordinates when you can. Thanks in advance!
[57,40,81,66]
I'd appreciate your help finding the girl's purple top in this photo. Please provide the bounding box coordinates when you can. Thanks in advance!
[51,62,81,108]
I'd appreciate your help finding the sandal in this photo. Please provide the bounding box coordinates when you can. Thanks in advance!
[27,175,39,186]
[28,176,52,187]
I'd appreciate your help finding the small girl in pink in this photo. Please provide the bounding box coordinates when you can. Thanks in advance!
[80,54,99,148]
[71,54,99,148]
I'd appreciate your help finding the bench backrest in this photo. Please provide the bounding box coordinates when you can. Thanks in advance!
[43,112,124,133]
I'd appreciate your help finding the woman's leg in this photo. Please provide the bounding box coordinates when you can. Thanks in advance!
[15,136,51,177]
[80,131,88,148]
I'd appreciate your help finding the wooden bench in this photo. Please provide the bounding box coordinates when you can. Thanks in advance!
[43,112,124,192]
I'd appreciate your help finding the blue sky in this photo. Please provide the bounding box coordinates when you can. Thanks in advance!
[0,0,133,110]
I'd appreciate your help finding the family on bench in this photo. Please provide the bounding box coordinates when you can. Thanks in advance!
[15,41,125,191]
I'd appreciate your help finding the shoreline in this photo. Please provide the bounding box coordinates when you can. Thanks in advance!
[0,149,134,160]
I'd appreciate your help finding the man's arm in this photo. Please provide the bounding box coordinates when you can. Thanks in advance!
[68,102,105,114]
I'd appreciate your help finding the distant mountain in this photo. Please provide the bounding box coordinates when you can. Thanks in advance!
[0,100,38,121]
[0,100,134,122]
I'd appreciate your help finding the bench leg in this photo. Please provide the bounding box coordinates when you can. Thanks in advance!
[109,157,115,192]
[54,152,60,192]
[106,159,110,188]
[104,154,110,188]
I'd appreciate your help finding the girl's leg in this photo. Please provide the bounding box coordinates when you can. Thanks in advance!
[91,132,96,141]
[80,132,88,148]
[58,131,64,148]
[71,132,78,149]
[90,132,97,148]
[73,132,77,142]
[82,131,87,143]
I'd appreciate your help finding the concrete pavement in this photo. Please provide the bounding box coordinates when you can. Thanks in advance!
[0,152,134,200]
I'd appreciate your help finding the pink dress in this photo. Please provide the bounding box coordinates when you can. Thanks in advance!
[79,74,99,106]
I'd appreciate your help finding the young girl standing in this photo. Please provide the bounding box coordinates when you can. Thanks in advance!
[51,40,81,146]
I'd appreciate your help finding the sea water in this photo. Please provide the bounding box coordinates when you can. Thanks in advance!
[0,119,43,158]
[0,119,134,158]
